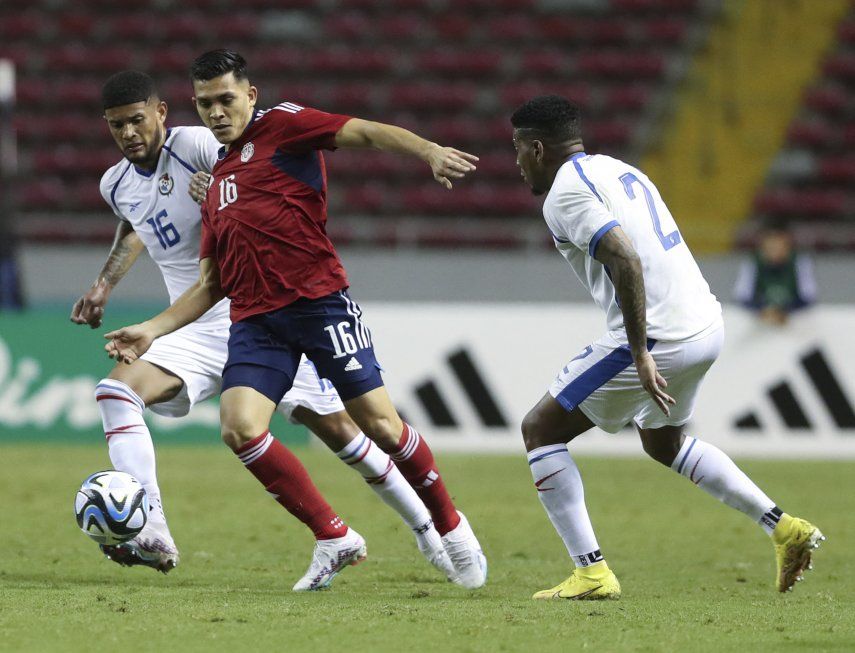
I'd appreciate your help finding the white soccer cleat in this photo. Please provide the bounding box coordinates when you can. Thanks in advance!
[413,520,456,581]
[292,528,367,591]
[100,520,179,574]
[441,511,487,589]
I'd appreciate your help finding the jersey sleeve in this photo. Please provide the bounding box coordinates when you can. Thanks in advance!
[179,126,221,173]
[544,172,620,258]
[99,165,128,221]
[199,201,216,261]
[267,104,352,152]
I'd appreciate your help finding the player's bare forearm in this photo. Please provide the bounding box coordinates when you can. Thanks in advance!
[335,118,433,158]
[97,221,144,292]
[594,228,647,359]
[146,258,225,337]
[335,118,477,189]
[71,222,144,328]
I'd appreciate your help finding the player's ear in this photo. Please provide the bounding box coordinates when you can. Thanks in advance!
[156,100,168,122]
[247,85,258,108]
[533,140,545,162]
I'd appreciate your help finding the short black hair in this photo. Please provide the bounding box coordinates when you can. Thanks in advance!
[510,95,582,143]
[102,71,157,110]
[190,49,248,82]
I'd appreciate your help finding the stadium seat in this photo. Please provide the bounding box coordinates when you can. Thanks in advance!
[8,0,719,221]
[415,51,504,77]
[0,13,42,40]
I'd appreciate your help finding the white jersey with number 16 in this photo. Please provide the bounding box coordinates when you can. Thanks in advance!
[543,152,721,342]
[99,126,228,327]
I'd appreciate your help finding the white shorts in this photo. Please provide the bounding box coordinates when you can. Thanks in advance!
[548,322,724,433]
[141,322,345,421]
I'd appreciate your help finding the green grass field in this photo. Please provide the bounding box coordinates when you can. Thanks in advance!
[1,444,852,653]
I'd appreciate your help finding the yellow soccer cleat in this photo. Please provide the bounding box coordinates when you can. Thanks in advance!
[772,514,825,593]
[532,561,621,600]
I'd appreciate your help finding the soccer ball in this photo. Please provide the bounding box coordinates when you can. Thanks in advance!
[74,470,148,545]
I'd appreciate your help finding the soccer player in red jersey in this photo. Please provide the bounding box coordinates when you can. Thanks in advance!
[105,50,487,590]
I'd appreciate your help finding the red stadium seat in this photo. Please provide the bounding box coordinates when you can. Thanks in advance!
[160,13,211,42]
[754,189,846,217]
[149,47,199,73]
[485,16,542,41]
[577,52,665,79]
[377,15,431,41]
[415,50,504,77]
[520,51,569,76]
[611,0,698,13]
[16,79,49,104]
[817,157,855,182]
[605,85,651,112]
[324,13,372,40]
[45,46,134,73]
[57,14,99,39]
[787,120,834,148]
[804,86,850,114]
[389,83,478,111]
[103,15,160,43]
[308,50,396,75]
[342,185,392,213]
[823,54,855,81]
[433,16,474,40]
[642,18,689,43]
[0,13,42,39]
[837,20,855,43]
[19,179,67,209]
[500,83,592,109]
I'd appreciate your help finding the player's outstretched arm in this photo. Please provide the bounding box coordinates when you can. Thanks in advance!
[104,257,225,364]
[594,227,675,415]
[334,118,478,189]
[70,221,144,329]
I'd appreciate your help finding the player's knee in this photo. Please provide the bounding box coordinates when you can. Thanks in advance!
[641,434,681,466]
[359,415,401,450]
[312,412,360,450]
[521,409,547,451]
[220,421,257,451]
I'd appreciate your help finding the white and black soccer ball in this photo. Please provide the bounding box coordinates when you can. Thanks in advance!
[74,470,148,545]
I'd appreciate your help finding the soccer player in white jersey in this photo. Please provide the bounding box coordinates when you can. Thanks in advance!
[71,71,454,588]
[510,96,824,600]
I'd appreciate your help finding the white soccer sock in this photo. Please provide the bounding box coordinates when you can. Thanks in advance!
[95,379,165,524]
[527,444,603,567]
[671,436,780,535]
[337,432,433,532]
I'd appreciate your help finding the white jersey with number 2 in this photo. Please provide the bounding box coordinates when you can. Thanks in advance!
[99,126,229,327]
[543,152,721,342]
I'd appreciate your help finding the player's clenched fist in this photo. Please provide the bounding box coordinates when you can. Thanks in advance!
[70,284,109,329]
[104,324,156,364]
[427,145,478,190]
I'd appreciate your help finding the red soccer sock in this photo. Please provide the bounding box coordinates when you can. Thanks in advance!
[236,431,347,540]
[386,423,461,536]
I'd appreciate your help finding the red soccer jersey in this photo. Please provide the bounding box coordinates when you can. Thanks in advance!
[200,102,352,322]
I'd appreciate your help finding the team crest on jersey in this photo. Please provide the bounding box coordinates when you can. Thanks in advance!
[241,142,255,163]
[158,172,174,196]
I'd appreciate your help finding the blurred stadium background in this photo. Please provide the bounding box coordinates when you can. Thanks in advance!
[1,0,855,451]
[2,2,855,651]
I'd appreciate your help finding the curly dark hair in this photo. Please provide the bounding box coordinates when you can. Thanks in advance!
[190,49,248,82]
[510,95,582,143]
[101,70,157,110]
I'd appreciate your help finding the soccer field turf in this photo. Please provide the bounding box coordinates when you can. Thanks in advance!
[1,444,852,653]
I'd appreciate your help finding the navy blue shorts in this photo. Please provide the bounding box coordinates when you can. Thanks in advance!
[221,290,384,404]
